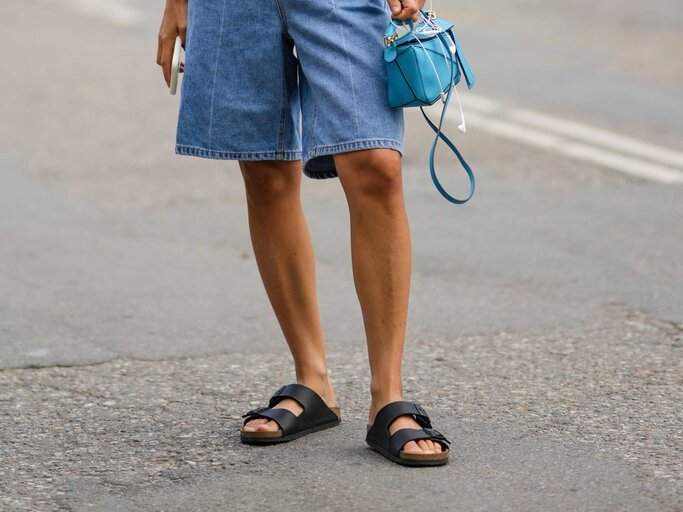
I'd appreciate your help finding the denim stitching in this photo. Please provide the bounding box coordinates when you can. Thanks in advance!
[273,0,291,38]
[177,145,302,155]
[312,101,318,148]
[278,46,287,154]
[176,145,302,160]
[207,0,229,148]
[306,138,403,154]
[302,138,403,179]
[275,0,290,154]
[331,0,361,137]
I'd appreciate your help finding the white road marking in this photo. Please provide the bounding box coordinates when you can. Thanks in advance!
[509,108,683,169]
[451,92,683,183]
[459,111,683,183]
[24,348,51,357]
[36,0,143,28]
[460,94,500,114]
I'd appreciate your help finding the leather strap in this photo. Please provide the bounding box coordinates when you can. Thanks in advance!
[389,427,451,454]
[383,14,415,41]
[242,407,299,435]
[420,29,475,205]
[451,31,475,89]
[242,383,338,435]
[366,400,451,456]
[268,383,335,421]
[368,401,432,440]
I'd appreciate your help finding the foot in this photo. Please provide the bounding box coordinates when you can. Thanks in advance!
[242,377,338,433]
[368,398,444,455]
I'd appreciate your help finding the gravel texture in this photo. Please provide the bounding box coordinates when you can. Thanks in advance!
[1,310,680,511]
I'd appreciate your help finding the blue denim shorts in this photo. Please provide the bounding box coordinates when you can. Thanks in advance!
[175,0,405,179]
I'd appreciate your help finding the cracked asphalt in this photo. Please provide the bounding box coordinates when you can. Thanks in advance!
[1,0,682,510]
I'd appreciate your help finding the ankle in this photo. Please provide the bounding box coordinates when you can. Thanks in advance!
[369,381,404,412]
[295,365,334,395]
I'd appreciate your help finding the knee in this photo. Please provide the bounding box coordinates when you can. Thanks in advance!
[338,149,404,204]
[240,160,300,205]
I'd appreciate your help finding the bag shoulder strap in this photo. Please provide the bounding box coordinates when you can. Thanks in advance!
[419,31,475,205]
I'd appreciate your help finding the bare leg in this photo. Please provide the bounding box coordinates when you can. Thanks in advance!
[238,160,337,432]
[334,149,440,455]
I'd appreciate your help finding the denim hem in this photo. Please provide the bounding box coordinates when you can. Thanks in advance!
[302,138,404,180]
[176,145,302,161]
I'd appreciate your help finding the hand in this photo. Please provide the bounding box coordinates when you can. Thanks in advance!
[156,0,188,87]
[386,0,427,22]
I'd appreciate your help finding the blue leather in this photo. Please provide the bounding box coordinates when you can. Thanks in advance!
[384,11,476,204]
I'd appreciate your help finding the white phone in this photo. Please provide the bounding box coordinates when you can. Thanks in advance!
[170,36,183,95]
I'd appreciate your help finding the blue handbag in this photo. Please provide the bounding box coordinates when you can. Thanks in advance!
[384,9,476,204]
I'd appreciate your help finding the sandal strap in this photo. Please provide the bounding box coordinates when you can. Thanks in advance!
[242,383,338,435]
[241,407,299,435]
[368,401,432,441]
[389,427,451,455]
[268,383,337,423]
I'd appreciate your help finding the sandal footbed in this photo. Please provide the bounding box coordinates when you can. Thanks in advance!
[399,450,449,461]
[366,440,449,466]
[365,416,450,464]
[240,406,341,440]
[241,417,341,444]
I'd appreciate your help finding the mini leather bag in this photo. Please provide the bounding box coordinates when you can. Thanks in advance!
[384,9,476,204]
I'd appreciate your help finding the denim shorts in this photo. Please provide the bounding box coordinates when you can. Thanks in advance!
[175,0,405,179]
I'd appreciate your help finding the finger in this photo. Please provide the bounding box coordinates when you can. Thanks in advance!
[394,7,418,21]
[178,24,187,48]
[156,34,163,65]
[160,38,174,87]
[173,1,188,47]
[157,2,172,65]
[387,0,402,17]
[393,0,419,20]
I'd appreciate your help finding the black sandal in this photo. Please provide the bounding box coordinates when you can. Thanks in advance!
[365,400,451,466]
[240,383,341,444]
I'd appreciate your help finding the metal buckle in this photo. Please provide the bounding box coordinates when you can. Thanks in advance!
[242,406,269,418]
[384,33,399,47]
[423,427,451,445]
[413,403,428,417]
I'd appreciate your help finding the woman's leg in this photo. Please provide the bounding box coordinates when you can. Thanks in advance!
[334,149,441,455]
[239,160,337,432]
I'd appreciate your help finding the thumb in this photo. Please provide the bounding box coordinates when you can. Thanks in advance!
[387,0,402,16]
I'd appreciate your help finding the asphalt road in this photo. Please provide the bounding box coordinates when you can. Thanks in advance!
[1,1,682,511]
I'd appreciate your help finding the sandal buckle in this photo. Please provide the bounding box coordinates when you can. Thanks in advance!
[423,427,451,445]
[413,403,428,418]
[242,406,269,418]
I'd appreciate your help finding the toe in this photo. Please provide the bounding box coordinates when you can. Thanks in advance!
[417,439,434,454]
[434,442,443,453]
[242,418,267,432]
[254,420,280,432]
[402,440,421,454]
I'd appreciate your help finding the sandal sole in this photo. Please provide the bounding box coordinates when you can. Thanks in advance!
[366,440,449,467]
[240,418,341,445]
